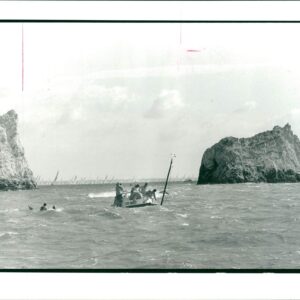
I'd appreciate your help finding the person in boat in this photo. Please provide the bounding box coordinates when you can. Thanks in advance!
[145,189,157,203]
[40,203,47,211]
[114,182,124,207]
[129,184,142,203]
[140,183,148,196]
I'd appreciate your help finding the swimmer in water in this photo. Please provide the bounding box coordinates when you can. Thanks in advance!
[28,205,33,210]
[145,189,157,202]
[40,203,47,211]
[52,205,56,210]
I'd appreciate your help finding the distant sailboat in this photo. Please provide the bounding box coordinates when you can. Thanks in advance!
[102,175,108,184]
[51,171,59,186]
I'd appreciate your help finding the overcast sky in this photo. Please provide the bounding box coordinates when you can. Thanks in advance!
[1,23,300,180]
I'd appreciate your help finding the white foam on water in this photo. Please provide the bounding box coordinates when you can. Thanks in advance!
[160,206,172,212]
[7,219,19,224]
[0,231,19,238]
[45,208,63,213]
[37,224,48,227]
[210,215,222,219]
[31,207,63,213]
[103,208,121,218]
[156,193,162,199]
[0,208,20,213]
[88,191,115,198]
[181,223,189,226]
[176,213,188,218]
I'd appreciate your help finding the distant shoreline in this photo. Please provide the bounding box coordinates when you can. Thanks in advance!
[36,179,197,187]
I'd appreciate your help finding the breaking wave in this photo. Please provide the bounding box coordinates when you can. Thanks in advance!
[88,192,115,198]
[0,231,19,240]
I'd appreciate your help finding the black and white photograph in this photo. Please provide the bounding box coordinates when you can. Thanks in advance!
[2,2,300,271]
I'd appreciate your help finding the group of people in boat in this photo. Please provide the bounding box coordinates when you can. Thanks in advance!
[114,182,157,207]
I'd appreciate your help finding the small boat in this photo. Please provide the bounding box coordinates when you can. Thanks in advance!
[113,154,176,208]
[114,193,158,208]
[125,202,157,208]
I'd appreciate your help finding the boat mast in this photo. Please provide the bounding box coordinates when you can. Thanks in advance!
[160,154,175,206]
[51,171,59,186]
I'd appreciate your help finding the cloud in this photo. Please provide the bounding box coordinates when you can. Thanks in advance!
[233,100,257,114]
[244,101,257,110]
[144,90,184,119]
[290,108,300,116]
[18,83,135,128]
[88,63,276,81]
[81,85,134,110]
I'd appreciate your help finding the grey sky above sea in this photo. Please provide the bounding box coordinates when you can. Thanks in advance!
[1,23,300,180]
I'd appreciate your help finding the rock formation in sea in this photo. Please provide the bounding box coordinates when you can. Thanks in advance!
[0,110,36,190]
[198,123,300,184]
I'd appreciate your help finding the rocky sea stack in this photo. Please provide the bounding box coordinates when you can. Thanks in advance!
[0,110,36,190]
[198,124,300,184]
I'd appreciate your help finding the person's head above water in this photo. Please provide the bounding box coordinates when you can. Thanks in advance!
[135,184,140,188]
[43,203,47,206]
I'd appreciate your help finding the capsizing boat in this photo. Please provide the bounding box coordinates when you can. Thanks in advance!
[112,154,176,208]
[113,192,158,208]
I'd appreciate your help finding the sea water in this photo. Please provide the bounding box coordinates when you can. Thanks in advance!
[0,182,300,269]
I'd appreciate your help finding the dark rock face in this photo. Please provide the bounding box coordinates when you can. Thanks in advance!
[198,124,300,184]
[0,110,36,190]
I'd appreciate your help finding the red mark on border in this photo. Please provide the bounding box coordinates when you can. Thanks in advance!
[22,24,24,92]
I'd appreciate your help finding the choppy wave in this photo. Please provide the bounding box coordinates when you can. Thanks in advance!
[1,182,300,269]
[0,208,20,213]
[101,208,122,219]
[176,213,188,218]
[0,231,19,240]
[7,219,19,223]
[85,207,122,219]
[30,207,63,213]
[181,223,189,226]
[210,215,223,219]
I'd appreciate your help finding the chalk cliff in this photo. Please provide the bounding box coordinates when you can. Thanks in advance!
[198,124,300,184]
[0,110,36,190]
